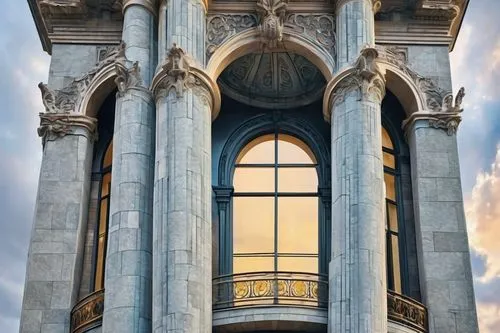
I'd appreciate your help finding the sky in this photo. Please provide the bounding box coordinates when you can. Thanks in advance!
[0,1,499,332]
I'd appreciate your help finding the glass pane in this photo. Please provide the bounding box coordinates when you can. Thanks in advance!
[99,199,108,235]
[278,168,318,193]
[103,141,113,168]
[101,172,111,197]
[233,167,275,193]
[236,134,275,164]
[383,151,396,169]
[382,127,394,150]
[233,257,274,274]
[233,197,274,253]
[278,257,318,274]
[391,235,402,293]
[95,236,105,290]
[384,173,396,202]
[278,197,318,254]
[278,134,316,164]
[387,202,398,232]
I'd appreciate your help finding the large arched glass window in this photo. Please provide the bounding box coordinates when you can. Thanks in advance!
[382,127,402,293]
[232,134,319,275]
[94,140,112,291]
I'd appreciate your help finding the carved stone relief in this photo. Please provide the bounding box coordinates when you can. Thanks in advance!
[285,14,336,57]
[38,113,98,146]
[218,51,325,109]
[39,0,87,16]
[206,14,258,57]
[115,61,144,96]
[256,0,288,48]
[331,48,386,106]
[38,42,126,114]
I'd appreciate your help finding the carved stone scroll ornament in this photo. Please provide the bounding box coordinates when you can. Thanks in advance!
[206,14,258,58]
[114,61,144,97]
[330,48,386,108]
[256,0,288,49]
[38,42,127,114]
[285,14,336,57]
[38,113,98,146]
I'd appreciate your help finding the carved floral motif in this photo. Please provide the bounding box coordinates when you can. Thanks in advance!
[256,0,288,48]
[285,14,336,56]
[206,14,258,57]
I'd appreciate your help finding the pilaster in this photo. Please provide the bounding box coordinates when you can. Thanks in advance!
[403,91,479,333]
[19,112,97,333]
[326,48,387,333]
[151,44,220,333]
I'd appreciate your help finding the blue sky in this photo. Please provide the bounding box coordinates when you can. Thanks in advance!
[0,1,499,332]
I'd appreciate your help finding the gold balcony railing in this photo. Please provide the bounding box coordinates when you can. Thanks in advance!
[70,289,104,333]
[213,271,328,309]
[388,290,428,332]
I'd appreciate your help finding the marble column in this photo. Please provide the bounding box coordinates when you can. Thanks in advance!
[326,48,387,333]
[151,46,219,333]
[405,116,479,333]
[336,0,379,70]
[19,113,96,333]
[102,1,156,332]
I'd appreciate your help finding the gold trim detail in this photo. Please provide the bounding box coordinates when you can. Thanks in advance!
[387,290,428,332]
[70,289,105,333]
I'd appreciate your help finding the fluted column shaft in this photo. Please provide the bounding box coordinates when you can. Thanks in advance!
[102,1,157,332]
[327,49,387,333]
[336,0,377,69]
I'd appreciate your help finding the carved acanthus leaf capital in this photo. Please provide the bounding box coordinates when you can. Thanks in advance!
[402,87,466,136]
[331,48,386,106]
[152,44,222,119]
[256,0,288,49]
[115,60,145,96]
[38,113,98,146]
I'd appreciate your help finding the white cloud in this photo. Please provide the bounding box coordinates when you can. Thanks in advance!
[477,302,500,333]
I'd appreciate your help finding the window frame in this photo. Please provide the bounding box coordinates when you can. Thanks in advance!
[215,114,331,277]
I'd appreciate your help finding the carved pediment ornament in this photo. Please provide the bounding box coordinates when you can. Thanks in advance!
[256,0,288,49]
[152,44,221,119]
[329,48,386,109]
[39,41,126,114]
[38,113,98,146]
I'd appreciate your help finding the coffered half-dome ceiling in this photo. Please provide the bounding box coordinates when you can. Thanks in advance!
[218,52,326,109]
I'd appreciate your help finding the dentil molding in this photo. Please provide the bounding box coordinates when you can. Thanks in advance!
[152,44,222,119]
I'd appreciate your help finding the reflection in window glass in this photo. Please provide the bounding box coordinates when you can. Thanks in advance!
[232,134,319,276]
[382,127,402,294]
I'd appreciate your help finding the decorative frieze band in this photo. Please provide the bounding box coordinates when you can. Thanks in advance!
[38,113,98,146]
[152,44,221,119]
[402,87,465,136]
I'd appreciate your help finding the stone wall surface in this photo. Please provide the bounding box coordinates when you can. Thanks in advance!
[19,128,94,333]
[409,122,479,333]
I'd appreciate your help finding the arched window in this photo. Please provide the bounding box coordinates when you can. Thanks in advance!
[232,134,319,275]
[382,127,402,293]
[94,140,112,291]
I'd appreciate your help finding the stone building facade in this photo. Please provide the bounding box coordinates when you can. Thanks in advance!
[20,0,478,333]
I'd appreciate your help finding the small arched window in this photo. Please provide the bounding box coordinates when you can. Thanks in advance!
[382,128,402,293]
[232,134,319,275]
[94,141,112,291]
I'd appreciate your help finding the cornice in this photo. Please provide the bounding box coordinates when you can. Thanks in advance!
[121,0,158,16]
[151,44,222,120]
[336,0,381,13]
[38,113,98,146]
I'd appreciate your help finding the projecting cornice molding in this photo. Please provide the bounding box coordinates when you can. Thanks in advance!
[152,44,222,120]
[402,87,465,136]
[336,0,381,13]
[324,47,386,121]
[38,113,98,146]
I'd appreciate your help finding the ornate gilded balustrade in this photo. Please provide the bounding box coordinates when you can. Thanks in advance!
[213,272,328,309]
[70,289,104,333]
[388,290,428,332]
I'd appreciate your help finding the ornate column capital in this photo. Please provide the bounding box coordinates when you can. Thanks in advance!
[336,0,381,14]
[38,113,97,146]
[151,44,222,120]
[115,60,151,97]
[120,0,158,16]
[402,87,465,136]
[323,47,386,121]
